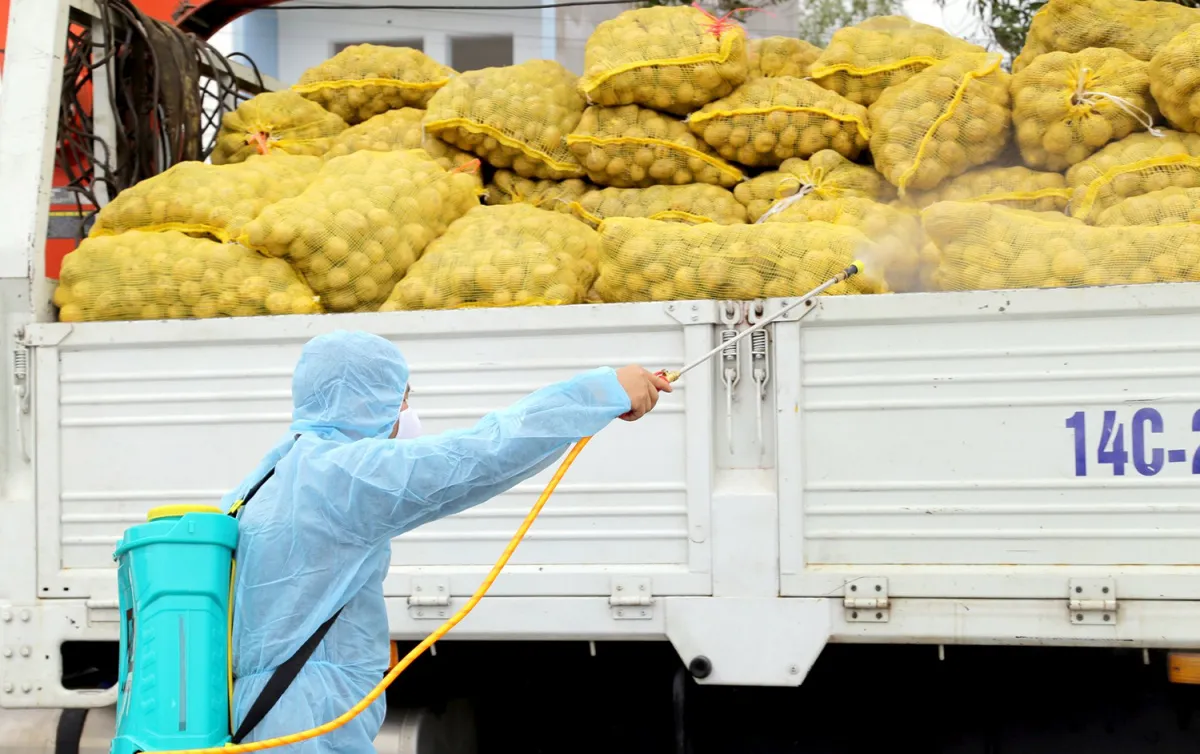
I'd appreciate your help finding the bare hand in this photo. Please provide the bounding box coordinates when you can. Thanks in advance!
[615,365,673,422]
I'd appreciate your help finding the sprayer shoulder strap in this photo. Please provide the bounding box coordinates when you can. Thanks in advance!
[228,433,346,744]
[230,606,345,744]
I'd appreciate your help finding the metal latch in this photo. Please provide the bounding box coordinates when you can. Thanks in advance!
[1068,578,1117,625]
[844,578,889,622]
[408,577,451,620]
[610,578,653,620]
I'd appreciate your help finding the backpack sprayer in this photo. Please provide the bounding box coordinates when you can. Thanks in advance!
[110,261,864,754]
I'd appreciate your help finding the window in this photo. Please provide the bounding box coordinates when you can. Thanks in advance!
[333,38,424,55]
[449,35,513,72]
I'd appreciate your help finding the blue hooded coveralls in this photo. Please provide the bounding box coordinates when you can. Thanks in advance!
[222,330,632,752]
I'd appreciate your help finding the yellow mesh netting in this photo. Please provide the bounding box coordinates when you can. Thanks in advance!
[212,91,348,165]
[757,195,923,292]
[569,184,747,226]
[424,60,586,180]
[904,165,1071,211]
[1149,24,1200,134]
[88,155,320,243]
[566,104,743,188]
[923,200,1200,289]
[868,52,1012,196]
[1013,0,1200,73]
[381,204,599,311]
[321,109,478,175]
[595,218,887,303]
[687,77,870,167]
[1011,48,1157,172]
[1065,130,1200,221]
[734,149,895,222]
[747,36,822,79]
[54,231,321,322]
[809,16,986,106]
[293,44,454,124]
[1093,186,1200,226]
[239,149,481,313]
[579,5,749,116]
[483,171,592,214]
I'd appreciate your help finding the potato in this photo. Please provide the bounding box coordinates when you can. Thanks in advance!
[212,91,347,165]
[1012,48,1157,171]
[54,231,319,322]
[924,200,1200,289]
[294,44,454,124]
[322,108,477,173]
[1149,24,1200,134]
[89,155,320,242]
[1066,129,1200,220]
[596,218,886,303]
[425,60,586,180]
[1013,0,1200,73]
[868,52,1012,195]
[688,76,870,167]
[810,16,986,106]
[239,149,480,313]
[747,36,822,79]
[381,204,599,311]
[571,184,747,226]
[566,104,743,188]
[734,149,894,222]
[759,195,923,291]
[484,170,593,214]
[580,5,749,115]
[1093,186,1200,226]
[904,165,1070,212]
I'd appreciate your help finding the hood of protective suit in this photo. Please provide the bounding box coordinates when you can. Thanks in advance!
[290,330,410,441]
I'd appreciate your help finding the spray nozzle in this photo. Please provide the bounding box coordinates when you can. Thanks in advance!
[846,259,865,277]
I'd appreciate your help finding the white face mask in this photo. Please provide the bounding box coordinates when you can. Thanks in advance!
[395,407,423,439]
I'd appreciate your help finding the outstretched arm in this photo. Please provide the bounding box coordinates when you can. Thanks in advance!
[303,366,668,545]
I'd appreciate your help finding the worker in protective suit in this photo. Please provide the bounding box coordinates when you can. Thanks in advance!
[221,329,670,752]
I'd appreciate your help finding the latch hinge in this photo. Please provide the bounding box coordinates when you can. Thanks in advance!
[1068,579,1117,625]
[609,578,653,620]
[407,577,451,620]
[844,578,889,622]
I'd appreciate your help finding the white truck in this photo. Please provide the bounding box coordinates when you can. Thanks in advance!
[4,0,1200,751]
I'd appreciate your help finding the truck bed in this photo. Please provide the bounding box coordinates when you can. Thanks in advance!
[10,283,1200,706]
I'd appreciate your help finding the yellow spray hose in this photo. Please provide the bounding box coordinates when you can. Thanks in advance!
[158,261,862,754]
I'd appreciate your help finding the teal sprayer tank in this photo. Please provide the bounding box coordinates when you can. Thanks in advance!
[111,505,239,754]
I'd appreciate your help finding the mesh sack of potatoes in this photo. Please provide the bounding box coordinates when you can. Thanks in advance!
[240,149,481,313]
[53,231,320,322]
[293,44,454,125]
[747,37,822,79]
[483,170,592,214]
[1011,48,1158,172]
[569,184,747,227]
[212,91,348,165]
[1013,0,1200,73]
[757,195,923,291]
[924,200,1200,290]
[321,108,478,172]
[687,77,870,167]
[566,104,743,188]
[1149,24,1200,134]
[424,60,586,180]
[579,5,749,116]
[735,149,896,222]
[868,53,1012,196]
[1093,186,1200,226]
[1066,130,1200,220]
[595,218,886,303]
[904,165,1071,211]
[381,204,599,311]
[88,155,320,243]
[809,17,987,107]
